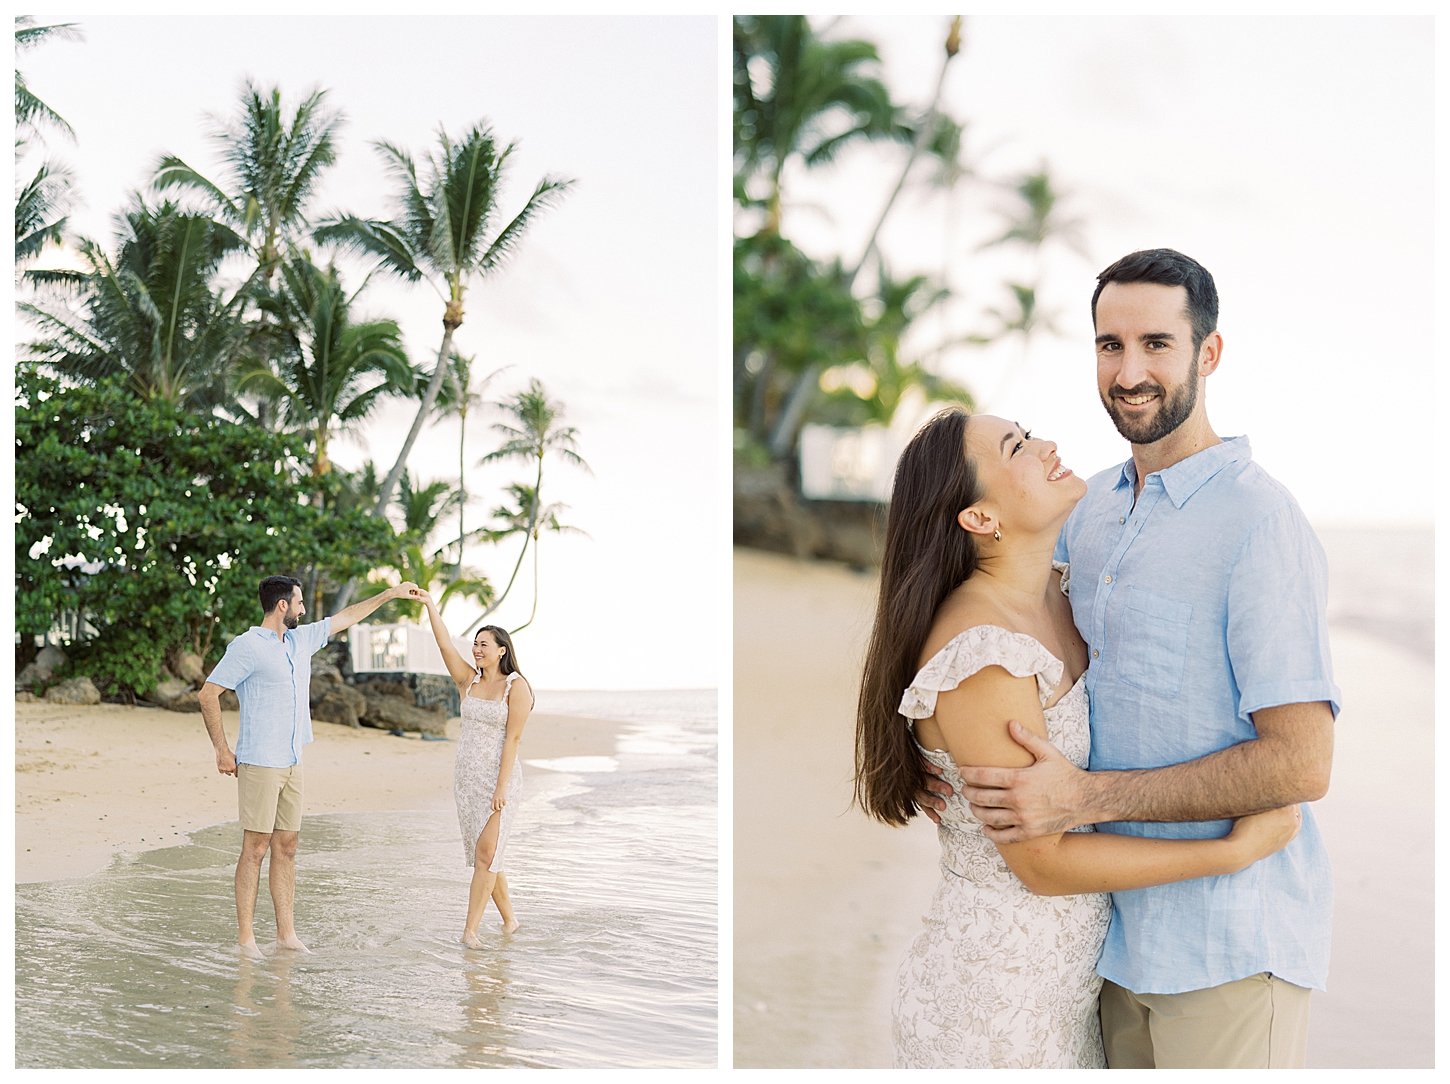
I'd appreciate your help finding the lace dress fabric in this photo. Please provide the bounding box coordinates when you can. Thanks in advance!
[455,671,524,871]
[892,608,1112,1068]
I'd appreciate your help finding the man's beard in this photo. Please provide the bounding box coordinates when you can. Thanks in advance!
[284,614,299,630]
[1101,372,1198,445]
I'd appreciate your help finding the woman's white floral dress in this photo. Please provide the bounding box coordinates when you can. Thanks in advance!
[455,670,524,872]
[892,616,1112,1068]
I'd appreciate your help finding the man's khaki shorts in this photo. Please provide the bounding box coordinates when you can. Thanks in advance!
[1100,972,1312,1069]
[237,761,303,833]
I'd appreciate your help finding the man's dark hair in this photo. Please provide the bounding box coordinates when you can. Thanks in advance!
[1090,248,1219,354]
[259,576,303,615]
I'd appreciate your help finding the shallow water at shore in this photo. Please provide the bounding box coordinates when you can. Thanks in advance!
[16,691,717,1069]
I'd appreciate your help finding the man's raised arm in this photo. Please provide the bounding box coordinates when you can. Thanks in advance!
[954,701,1334,844]
[329,582,418,635]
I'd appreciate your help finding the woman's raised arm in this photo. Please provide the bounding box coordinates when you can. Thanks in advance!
[411,589,478,688]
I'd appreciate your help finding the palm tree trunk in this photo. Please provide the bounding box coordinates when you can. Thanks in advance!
[331,321,457,616]
[374,321,457,519]
[510,529,541,634]
[457,406,466,577]
[848,33,959,289]
[462,455,542,636]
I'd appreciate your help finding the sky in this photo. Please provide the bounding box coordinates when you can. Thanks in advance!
[767,13,1434,528]
[15,10,719,690]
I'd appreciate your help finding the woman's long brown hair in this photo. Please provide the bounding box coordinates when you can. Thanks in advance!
[854,408,984,826]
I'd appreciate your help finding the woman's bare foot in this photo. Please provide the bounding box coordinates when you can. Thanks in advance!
[274,934,311,953]
[501,919,520,935]
[461,931,484,949]
[238,939,265,960]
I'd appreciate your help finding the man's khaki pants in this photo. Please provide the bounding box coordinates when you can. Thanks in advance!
[1099,973,1312,1068]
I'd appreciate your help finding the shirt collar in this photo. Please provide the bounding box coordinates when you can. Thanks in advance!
[249,625,285,643]
[1113,435,1252,509]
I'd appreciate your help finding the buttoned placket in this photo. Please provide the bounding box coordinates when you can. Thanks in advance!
[286,632,301,765]
[1084,473,1166,700]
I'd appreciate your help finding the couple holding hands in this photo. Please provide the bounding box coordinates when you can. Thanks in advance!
[200,578,532,956]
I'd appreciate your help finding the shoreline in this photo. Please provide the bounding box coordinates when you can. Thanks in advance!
[16,701,625,884]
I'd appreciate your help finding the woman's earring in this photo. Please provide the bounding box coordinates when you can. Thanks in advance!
[993,529,1002,542]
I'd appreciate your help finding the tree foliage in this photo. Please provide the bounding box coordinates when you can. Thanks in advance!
[20,198,255,413]
[15,368,397,696]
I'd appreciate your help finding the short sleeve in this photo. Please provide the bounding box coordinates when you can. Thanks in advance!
[291,616,333,657]
[206,637,253,691]
[898,626,1064,720]
[1226,502,1341,724]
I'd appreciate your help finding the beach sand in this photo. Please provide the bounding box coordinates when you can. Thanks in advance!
[733,546,1433,1069]
[16,703,622,885]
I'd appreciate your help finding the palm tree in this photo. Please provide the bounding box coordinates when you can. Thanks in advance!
[476,482,584,633]
[314,122,574,531]
[15,158,73,269]
[817,269,973,427]
[20,198,252,412]
[15,17,81,148]
[15,17,83,271]
[431,349,502,578]
[237,254,414,493]
[467,379,589,631]
[153,82,344,286]
[355,470,491,625]
[733,15,903,236]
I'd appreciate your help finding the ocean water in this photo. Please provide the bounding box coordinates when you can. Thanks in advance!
[15,689,717,1069]
[1315,527,1432,661]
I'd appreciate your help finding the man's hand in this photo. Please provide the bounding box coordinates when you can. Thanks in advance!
[915,762,954,826]
[215,744,237,776]
[958,720,1094,843]
[388,581,419,601]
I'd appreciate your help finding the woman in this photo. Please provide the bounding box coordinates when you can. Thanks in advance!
[854,409,1300,1069]
[414,588,532,946]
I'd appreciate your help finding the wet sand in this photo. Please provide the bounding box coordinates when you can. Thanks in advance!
[16,703,621,884]
[733,546,1433,1069]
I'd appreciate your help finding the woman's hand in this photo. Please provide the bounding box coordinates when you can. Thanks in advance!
[408,586,436,608]
[1225,803,1302,869]
[491,785,508,813]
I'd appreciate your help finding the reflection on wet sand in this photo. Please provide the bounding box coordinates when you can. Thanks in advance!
[454,949,516,1067]
[229,951,304,1068]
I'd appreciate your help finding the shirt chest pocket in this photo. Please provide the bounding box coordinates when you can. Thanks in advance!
[1113,587,1193,698]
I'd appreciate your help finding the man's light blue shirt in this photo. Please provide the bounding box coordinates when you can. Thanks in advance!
[1054,436,1340,994]
[207,617,332,769]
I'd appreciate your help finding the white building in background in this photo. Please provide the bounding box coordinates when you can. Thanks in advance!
[349,623,474,676]
[798,389,941,503]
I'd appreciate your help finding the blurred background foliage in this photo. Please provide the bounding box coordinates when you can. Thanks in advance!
[733,14,1081,468]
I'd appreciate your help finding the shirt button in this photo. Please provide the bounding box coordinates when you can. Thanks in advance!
[1119,517,1126,524]
[1093,649,1100,658]
[1104,575,1112,583]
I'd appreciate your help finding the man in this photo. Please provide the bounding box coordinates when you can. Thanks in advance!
[200,575,419,957]
[922,249,1339,1068]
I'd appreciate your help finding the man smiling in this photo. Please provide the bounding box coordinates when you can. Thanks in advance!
[925,249,1339,1068]
[200,574,418,958]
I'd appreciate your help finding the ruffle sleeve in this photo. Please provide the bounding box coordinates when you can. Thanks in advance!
[897,625,1065,720]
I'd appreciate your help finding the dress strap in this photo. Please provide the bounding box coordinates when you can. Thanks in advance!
[1052,559,1071,598]
[898,625,1064,721]
[465,669,482,694]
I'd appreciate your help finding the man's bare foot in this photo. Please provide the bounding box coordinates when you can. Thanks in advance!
[461,931,484,948]
[274,934,311,953]
[238,939,265,960]
[501,919,520,935]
